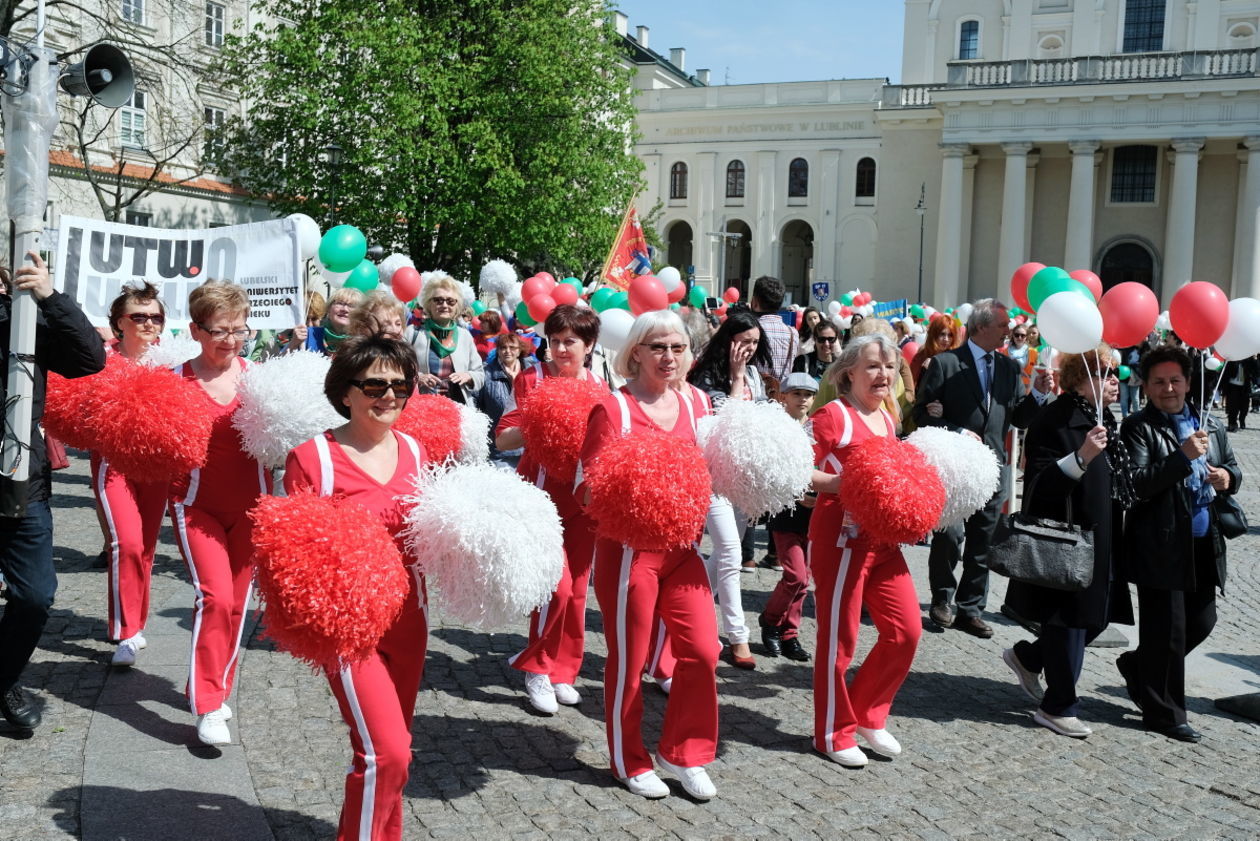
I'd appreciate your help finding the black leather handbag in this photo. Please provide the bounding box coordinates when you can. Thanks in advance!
[989,467,1095,592]
[1214,493,1249,540]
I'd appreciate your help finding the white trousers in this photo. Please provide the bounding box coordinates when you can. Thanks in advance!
[703,496,750,645]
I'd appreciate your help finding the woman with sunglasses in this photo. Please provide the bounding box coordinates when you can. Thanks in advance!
[169,281,271,746]
[793,321,840,381]
[284,336,427,841]
[408,274,484,401]
[92,282,169,667]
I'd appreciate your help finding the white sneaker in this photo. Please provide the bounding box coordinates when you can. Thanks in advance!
[618,770,669,799]
[820,746,869,768]
[196,708,231,745]
[219,703,232,721]
[111,637,140,667]
[552,683,581,706]
[855,727,902,757]
[657,677,672,695]
[133,633,147,650]
[1002,647,1045,702]
[1033,709,1092,738]
[655,753,716,801]
[524,672,558,715]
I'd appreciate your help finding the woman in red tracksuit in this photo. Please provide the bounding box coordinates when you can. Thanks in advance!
[284,335,427,841]
[808,333,921,768]
[91,282,169,667]
[494,305,606,715]
[168,282,270,746]
[578,310,721,802]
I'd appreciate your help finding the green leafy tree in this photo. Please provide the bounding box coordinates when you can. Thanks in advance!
[221,0,643,282]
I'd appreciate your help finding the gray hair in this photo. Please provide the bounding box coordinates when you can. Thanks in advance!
[613,309,693,381]
[826,333,898,394]
[965,298,1009,336]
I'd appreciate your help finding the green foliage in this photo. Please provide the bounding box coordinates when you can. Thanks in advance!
[221,0,644,284]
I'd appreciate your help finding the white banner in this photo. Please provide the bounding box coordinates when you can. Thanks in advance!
[53,215,304,329]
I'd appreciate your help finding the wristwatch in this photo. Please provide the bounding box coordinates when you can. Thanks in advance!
[1074,451,1086,470]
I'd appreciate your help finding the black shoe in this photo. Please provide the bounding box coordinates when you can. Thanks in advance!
[1150,723,1202,743]
[758,554,782,572]
[1228,424,1239,433]
[928,602,954,629]
[953,615,994,639]
[760,622,783,657]
[1116,652,1143,712]
[0,686,41,730]
[92,549,109,570]
[779,636,811,662]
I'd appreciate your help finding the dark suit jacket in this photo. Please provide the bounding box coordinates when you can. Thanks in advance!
[912,344,1040,457]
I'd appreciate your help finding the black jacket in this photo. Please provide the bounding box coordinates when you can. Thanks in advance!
[0,291,105,506]
[1120,403,1241,591]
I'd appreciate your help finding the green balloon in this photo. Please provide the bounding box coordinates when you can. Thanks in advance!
[471,300,487,316]
[840,293,854,306]
[910,304,926,319]
[688,285,708,308]
[669,302,681,311]
[514,300,537,327]
[1027,267,1091,311]
[1118,364,1131,382]
[610,291,631,311]
[591,288,615,312]
[344,259,379,292]
[318,225,367,272]
[562,277,583,290]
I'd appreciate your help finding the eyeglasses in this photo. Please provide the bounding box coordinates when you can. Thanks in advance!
[349,378,413,399]
[1012,332,1027,338]
[817,336,839,344]
[1096,367,1119,379]
[640,342,687,356]
[196,323,250,342]
[126,312,165,326]
[430,297,459,307]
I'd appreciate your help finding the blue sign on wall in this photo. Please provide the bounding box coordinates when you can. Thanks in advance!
[812,281,830,302]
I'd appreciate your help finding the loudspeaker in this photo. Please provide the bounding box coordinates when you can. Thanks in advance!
[59,43,134,108]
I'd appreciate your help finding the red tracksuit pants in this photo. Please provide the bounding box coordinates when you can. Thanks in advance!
[509,512,597,684]
[593,540,721,779]
[810,539,920,753]
[170,501,255,715]
[91,455,167,642]
[327,577,428,841]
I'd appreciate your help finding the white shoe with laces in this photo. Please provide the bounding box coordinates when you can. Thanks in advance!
[110,637,140,667]
[855,726,902,757]
[219,703,232,721]
[524,672,558,715]
[618,770,669,799]
[655,753,716,801]
[196,708,231,745]
[552,683,581,706]
[819,746,869,768]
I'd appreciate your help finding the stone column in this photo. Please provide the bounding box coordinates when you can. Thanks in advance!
[1164,137,1205,300]
[1235,137,1260,299]
[933,143,970,308]
[997,142,1034,298]
[753,150,778,278]
[1064,140,1101,271]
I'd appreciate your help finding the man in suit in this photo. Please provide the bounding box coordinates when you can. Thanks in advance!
[912,299,1051,637]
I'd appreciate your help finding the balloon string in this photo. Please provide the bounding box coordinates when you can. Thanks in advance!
[1089,349,1102,422]
[1200,353,1207,420]
[1206,352,1223,417]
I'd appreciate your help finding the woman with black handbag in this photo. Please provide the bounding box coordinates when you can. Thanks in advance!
[1001,343,1134,739]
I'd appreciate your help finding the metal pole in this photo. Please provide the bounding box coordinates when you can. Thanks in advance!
[915,182,926,305]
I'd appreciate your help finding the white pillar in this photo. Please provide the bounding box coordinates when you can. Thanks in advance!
[1164,137,1205,302]
[1064,140,1101,271]
[997,142,1034,298]
[960,152,979,289]
[933,143,970,308]
[816,148,842,294]
[754,150,777,278]
[1235,136,1260,299]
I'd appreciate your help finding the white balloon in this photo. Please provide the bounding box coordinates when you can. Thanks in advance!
[288,213,321,261]
[956,303,974,324]
[1214,297,1260,360]
[657,266,683,292]
[1036,291,1103,354]
[1205,356,1224,372]
[827,300,842,316]
[317,256,350,288]
[599,308,636,352]
[860,304,874,317]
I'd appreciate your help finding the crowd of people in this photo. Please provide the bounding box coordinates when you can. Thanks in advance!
[0,261,1252,838]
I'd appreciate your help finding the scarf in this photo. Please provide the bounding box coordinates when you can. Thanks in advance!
[1166,404,1215,536]
[321,317,349,354]
[1067,392,1137,510]
[425,319,457,359]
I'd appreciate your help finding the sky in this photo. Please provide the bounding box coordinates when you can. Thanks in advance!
[612,1,906,86]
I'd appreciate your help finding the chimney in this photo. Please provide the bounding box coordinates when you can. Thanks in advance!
[670,47,686,71]
[636,25,649,48]
[611,11,627,37]
[696,68,710,85]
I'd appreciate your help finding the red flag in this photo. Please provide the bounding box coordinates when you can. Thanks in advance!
[601,200,651,291]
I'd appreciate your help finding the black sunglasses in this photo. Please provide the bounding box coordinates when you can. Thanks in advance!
[817,336,839,344]
[126,312,165,325]
[350,378,413,399]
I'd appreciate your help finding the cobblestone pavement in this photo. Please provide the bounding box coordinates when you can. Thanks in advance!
[3,415,1260,841]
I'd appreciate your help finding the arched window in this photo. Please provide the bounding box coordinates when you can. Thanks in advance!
[855,157,876,199]
[788,157,808,198]
[669,162,688,200]
[958,19,980,60]
[725,160,745,198]
[1038,34,1064,58]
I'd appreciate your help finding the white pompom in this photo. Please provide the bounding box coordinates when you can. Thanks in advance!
[699,400,814,519]
[455,401,490,464]
[232,351,343,468]
[506,282,524,310]
[456,279,476,307]
[479,259,518,296]
[377,253,415,288]
[402,463,564,629]
[905,426,1001,530]
[139,332,200,368]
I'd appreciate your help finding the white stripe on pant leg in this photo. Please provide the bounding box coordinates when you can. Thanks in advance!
[824,544,853,751]
[339,667,378,841]
[611,546,633,779]
[173,503,204,715]
[645,618,666,678]
[221,580,254,690]
[96,460,123,641]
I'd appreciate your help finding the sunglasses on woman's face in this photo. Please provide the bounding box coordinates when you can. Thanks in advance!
[126,312,165,325]
[349,378,413,399]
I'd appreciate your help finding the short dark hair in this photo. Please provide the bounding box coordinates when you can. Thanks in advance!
[544,303,600,345]
[109,281,165,337]
[1140,345,1191,382]
[752,275,785,311]
[324,335,420,419]
[813,320,838,339]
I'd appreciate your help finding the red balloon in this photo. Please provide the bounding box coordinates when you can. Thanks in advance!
[723,286,740,303]
[628,274,668,315]
[470,317,482,331]
[391,267,422,302]
[521,274,555,302]
[1069,269,1103,302]
[840,306,852,317]
[534,271,556,286]
[666,281,686,304]
[1170,281,1230,349]
[551,283,579,306]
[901,341,920,364]
[1098,282,1159,347]
[527,293,557,323]
[1010,262,1046,313]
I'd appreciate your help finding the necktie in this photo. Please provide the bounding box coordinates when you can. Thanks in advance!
[983,352,994,409]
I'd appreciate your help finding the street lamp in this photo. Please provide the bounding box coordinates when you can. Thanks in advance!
[915,182,926,305]
[324,141,343,227]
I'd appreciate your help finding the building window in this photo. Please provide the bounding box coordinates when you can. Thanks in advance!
[725,160,745,198]
[120,0,144,24]
[1038,34,1065,58]
[125,210,153,227]
[1122,0,1166,53]
[1228,22,1257,47]
[204,106,225,158]
[788,157,809,198]
[1110,145,1158,203]
[855,157,876,199]
[205,2,226,47]
[958,19,980,60]
[669,162,688,200]
[120,90,146,149]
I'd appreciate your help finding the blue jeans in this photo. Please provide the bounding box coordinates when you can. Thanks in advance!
[0,499,56,693]
[1119,381,1141,416]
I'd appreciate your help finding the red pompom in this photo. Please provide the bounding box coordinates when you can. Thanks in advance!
[585,430,711,551]
[839,436,945,546]
[519,376,607,482]
[250,491,409,669]
[43,354,129,450]
[393,395,463,462]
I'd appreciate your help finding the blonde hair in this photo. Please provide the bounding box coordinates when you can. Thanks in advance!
[348,290,407,337]
[305,289,327,322]
[328,287,366,310]
[1059,342,1115,394]
[420,273,462,311]
[826,334,897,394]
[849,317,896,342]
[188,280,249,324]
[613,310,692,381]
